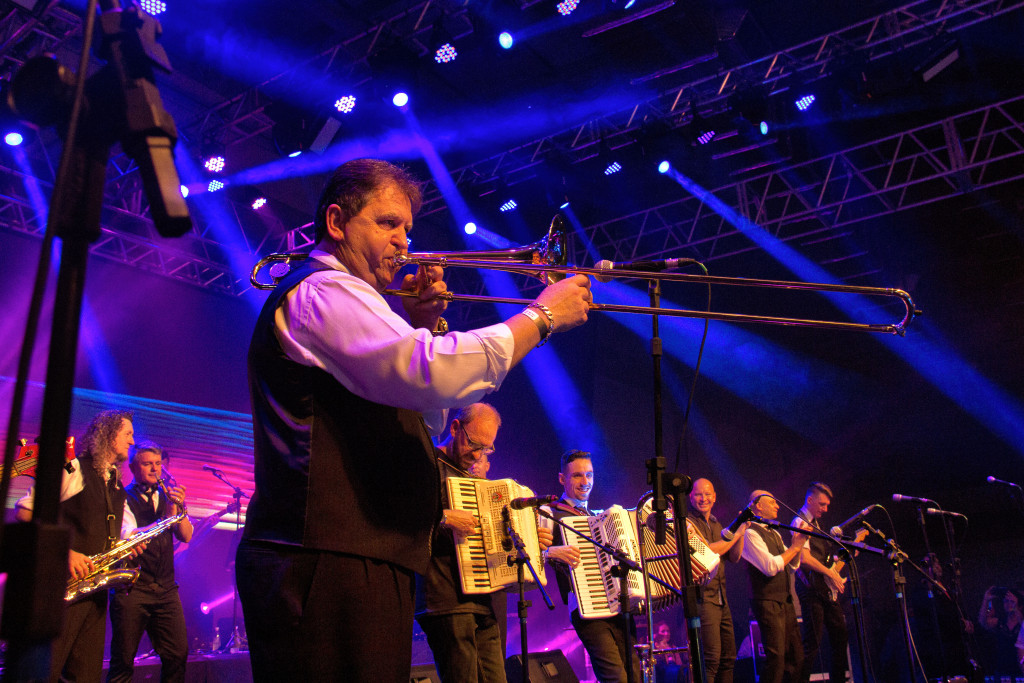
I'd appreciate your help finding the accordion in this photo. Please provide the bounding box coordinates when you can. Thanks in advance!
[561,495,720,619]
[446,476,547,594]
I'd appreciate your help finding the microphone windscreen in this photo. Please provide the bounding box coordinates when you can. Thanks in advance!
[594,260,614,283]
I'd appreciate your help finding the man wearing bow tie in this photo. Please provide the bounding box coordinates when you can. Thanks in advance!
[542,450,640,683]
[107,441,193,683]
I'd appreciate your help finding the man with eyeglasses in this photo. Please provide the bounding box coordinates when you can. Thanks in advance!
[415,403,552,683]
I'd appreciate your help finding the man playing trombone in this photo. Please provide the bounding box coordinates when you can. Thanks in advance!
[108,441,192,683]
[237,158,592,683]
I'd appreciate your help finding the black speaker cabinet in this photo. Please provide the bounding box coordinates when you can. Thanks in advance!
[505,650,579,683]
[409,663,441,683]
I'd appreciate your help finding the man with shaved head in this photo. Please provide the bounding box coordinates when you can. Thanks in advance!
[686,478,749,683]
[741,490,809,683]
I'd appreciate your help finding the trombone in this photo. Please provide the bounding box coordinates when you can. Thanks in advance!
[250,215,920,335]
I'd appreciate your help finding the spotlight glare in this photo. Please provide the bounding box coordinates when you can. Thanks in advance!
[434,43,458,64]
[759,120,769,135]
[464,222,477,235]
[499,32,514,49]
[252,197,267,210]
[334,95,356,114]
[139,0,166,15]
[180,185,189,198]
[556,0,579,15]
[603,161,622,176]
[499,199,517,212]
[392,92,409,107]
[204,155,226,173]
[5,131,24,146]
[288,150,303,158]
[200,602,210,614]
[696,128,716,145]
[794,94,816,111]
[559,200,570,209]
[657,161,670,174]
[207,179,225,192]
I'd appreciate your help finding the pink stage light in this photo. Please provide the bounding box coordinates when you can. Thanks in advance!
[199,590,235,615]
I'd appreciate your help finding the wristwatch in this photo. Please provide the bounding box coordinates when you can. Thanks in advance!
[432,317,449,337]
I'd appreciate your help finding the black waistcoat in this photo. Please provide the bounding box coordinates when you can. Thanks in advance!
[60,456,126,557]
[796,518,831,598]
[124,482,176,588]
[746,523,791,603]
[245,258,439,574]
[687,510,728,605]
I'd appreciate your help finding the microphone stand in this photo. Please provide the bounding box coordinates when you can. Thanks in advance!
[1,3,190,679]
[860,522,919,683]
[503,507,553,683]
[912,505,948,682]
[207,468,250,654]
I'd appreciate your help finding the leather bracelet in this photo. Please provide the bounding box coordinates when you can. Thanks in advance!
[521,307,550,345]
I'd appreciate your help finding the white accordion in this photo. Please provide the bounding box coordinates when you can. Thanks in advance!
[446,476,547,594]
[561,497,720,619]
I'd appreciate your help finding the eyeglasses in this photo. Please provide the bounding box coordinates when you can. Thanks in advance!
[460,425,495,456]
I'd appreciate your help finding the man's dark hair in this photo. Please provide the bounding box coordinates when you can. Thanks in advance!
[80,409,133,461]
[808,481,833,500]
[560,449,591,471]
[313,158,423,243]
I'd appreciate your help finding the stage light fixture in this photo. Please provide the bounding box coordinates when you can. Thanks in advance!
[180,185,189,198]
[603,161,622,175]
[499,32,514,49]
[794,94,816,111]
[917,38,960,83]
[207,179,224,192]
[252,197,267,210]
[464,222,477,235]
[334,95,356,113]
[203,155,225,173]
[392,91,409,107]
[658,160,670,173]
[692,111,715,145]
[499,198,517,212]
[556,0,579,15]
[729,87,771,137]
[139,0,166,15]
[5,131,24,146]
[434,43,458,64]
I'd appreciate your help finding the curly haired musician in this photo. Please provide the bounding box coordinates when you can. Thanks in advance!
[238,158,591,683]
[15,409,137,682]
[542,449,641,683]
[686,478,749,683]
[107,441,193,683]
[791,482,850,683]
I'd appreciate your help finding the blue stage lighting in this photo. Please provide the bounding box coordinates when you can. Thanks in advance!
[334,96,356,113]
[464,222,477,235]
[557,0,579,15]
[696,129,715,145]
[434,43,457,64]
[288,150,302,158]
[794,94,816,111]
[392,92,409,107]
[658,160,671,174]
[603,161,622,176]
[180,185,189,198]
[139,0,166,15]
[499,199,517,212]
[759,120,769,135]
[5,131,24,146]
[560,200,571,209]
[204,155,225,173]
[499,32,514,49]
[252,197,267,210]
[207,179,225,192]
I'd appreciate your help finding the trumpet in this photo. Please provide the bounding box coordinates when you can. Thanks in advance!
[157,474,187,516]
[250,215,919,335]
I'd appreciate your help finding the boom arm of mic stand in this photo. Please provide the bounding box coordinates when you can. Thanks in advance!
[503,508,553,609]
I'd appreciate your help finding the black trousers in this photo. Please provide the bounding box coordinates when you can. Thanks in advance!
[107,584,188,683]
[50,591,107,683]
[796,588,848,683]
[571,609,642,683]
[418,611,507,683]
[236,539,416,683]
[699,598,737,683]
[751,598,804,683]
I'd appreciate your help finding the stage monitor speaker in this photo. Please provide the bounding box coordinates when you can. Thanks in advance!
[410,663,440,683]
[505,650,579,683]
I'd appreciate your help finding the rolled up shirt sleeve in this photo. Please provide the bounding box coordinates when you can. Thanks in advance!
[742,525,799,577]
[275,252,515,433]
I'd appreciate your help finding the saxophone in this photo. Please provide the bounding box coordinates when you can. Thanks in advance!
[65,478,186,602]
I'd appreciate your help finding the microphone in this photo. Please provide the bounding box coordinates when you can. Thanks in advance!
[892,493,934,504]
[509,495,560,510]
[829,504,878,537]
[987,476,1022,489]
[925,508,967,519]
[594,258,695,283]
[721,505,756,541]
[202,464,224,475]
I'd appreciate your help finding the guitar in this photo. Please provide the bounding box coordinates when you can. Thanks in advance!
[827,527,869,602]
[174,500,242,555]
[0,437,77,480]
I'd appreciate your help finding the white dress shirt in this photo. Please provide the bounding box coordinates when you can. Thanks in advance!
[742,522,801,577]
[275,251,516,434]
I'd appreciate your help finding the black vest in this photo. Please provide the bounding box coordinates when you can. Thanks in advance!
[60,456,126,557]
[548,499,586,605]
[687,510,728,605]
[746,523,792,603]
[796,518,831,599]
[124,482,176,588]
[245,258,439,574]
